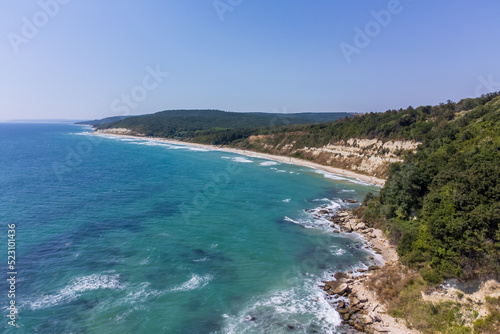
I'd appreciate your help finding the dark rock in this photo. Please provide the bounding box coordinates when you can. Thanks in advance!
[357,268,367,273]
[337,307,349,314]
[338,301,345,308]
[343,313,351,321]
[287,325,295,330]
[349,296,360,306]
[368,265,380,271]
[333,230,340,233]
[374,315,382,322]
[354,323,364,331]
[334,272,347,280]
[344,199,358,203]
[369,256,374,260]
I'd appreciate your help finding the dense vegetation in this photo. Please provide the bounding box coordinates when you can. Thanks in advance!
[233,94,499,151]
[358,93,500,281]
[95,109,351,144]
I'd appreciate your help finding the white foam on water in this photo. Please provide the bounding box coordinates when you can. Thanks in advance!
[220,281,341,334]
[232,157,254,163]
[330,246,346,256]
[285,198,343,230]
[314,169,373,186]
[221,156,253,163]
[259,160,280,167]
[170,274,213,292]
[193,257,208,262]
[25,273,123,310]
[282,198,291,203]
[186,147,210,152]
[121,282,165,305]
[114,305,148,324]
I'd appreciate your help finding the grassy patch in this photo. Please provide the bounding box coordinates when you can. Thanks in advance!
[367,264,475,333]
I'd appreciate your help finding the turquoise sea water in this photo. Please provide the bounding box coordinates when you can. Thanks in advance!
[0,124,379,334]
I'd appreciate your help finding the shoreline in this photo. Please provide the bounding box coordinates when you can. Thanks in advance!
[320,209,417,333]
[91,131,386,187]
[90,130,406,332]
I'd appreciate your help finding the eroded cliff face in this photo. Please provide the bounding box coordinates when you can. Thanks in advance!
[244,134,420,178]
[95,128,144,136]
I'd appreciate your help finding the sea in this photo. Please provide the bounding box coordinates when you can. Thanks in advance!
[0,123,380,334]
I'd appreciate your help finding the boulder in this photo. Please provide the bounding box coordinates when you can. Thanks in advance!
[333,283,349,295]
[337,307,349,314]
[354,323,364,331]
[350,296,360,306]
[360,315,373,325]
[338,301,345,308]
[334,272,347,280]
[369,265,380,271]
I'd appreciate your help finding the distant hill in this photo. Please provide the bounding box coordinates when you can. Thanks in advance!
[76,116,134,127]
[95,109,352,143]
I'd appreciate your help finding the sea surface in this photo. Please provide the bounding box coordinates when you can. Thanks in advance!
[0,123,379,334]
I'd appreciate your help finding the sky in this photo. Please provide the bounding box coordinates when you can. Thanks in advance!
[1,0,500,121]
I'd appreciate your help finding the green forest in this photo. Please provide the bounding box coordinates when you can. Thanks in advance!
[93,109,351,144]
[359,93,500,282]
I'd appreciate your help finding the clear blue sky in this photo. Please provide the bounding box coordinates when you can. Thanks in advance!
[1,0,499,121]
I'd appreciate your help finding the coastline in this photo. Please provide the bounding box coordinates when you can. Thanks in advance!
[91,130,410,332]
[91,131,386,187]
[321,209,417,333]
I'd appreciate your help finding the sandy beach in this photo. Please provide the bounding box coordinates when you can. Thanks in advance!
[92,132,386,187]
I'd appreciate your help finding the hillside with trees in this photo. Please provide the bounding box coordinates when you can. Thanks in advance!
[359,93,500,282]
[94,109,352,144]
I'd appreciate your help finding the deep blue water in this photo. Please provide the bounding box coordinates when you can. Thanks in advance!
[0,124,379,333]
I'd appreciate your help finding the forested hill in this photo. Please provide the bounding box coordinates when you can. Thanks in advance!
[94,109,352,142]
[358,93,500,281]
[76,115,133,127]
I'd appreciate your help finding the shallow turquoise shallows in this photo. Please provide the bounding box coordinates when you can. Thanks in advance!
[0,124,379,334]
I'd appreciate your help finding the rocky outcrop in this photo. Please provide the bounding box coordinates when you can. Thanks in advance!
[95,128,145,136]
[321,272,391,334]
